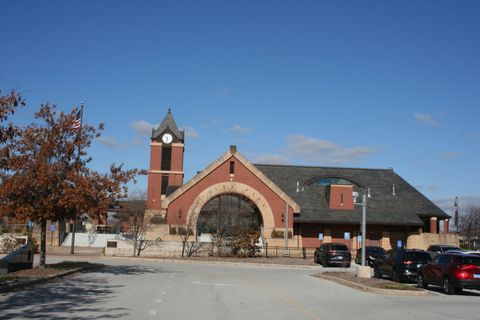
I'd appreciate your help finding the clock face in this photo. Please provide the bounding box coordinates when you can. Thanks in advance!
[162,133,173,144]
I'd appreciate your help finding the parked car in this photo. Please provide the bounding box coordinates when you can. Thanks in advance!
[373,249,431,282]
[426,244,461,258]
[417,252,480,294]
[355,246,386,267]
[314,243,351,268]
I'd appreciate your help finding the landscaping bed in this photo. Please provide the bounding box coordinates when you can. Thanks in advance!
[0,261,103,290]
[315,271,429,295]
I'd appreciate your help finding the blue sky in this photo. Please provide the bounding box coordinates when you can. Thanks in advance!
[1,1,479,214]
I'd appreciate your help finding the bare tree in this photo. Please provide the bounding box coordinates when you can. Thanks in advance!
[115,192,162,256]
[458,205,480,249]
[178,217,204,257]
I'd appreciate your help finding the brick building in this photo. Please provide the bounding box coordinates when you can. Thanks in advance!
[145,110,455,251]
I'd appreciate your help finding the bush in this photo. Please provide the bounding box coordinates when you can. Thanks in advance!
[223,227,261,257]
[150,215,166,224]
[169,227,177,235]
[271,229,292,239]
[178,227,194,236]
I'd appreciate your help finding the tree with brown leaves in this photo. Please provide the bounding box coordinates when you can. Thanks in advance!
[0,92,144,266]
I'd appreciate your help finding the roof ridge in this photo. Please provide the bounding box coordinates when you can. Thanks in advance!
[253,163,394,172]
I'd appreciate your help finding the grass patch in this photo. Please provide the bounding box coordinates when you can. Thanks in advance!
[0,274,14,283]
[46,261,94,270]
[384,284,417,290]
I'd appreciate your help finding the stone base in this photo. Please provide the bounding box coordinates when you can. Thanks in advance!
[356,266,371,278]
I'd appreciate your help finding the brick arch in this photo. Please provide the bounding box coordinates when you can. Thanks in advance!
[187,182,275,233]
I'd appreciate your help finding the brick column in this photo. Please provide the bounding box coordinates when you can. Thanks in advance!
[444,219,449,234]
[323,229,332,243]
[430,217,438,234]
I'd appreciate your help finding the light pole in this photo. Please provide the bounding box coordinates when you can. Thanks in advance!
[354,193,367,267]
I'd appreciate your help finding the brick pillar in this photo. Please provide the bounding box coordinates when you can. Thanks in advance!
[380,231,392,251]
[430,217,438,234]
[444,219,449,234]
[323,229,332,243]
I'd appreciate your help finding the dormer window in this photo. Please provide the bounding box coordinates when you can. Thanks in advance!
[309,177,358,187]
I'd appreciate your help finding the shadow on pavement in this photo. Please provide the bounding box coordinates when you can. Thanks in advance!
[86,264,182,276]
[0,276,127,319]
[0,264,180,319]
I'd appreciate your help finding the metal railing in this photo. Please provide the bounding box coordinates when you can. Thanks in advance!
[262,244,317,259]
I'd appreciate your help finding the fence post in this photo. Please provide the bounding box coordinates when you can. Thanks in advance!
[265,243,268,258]
[302,247,306,259]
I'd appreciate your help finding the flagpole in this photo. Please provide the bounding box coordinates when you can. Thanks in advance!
[70,102,84,254]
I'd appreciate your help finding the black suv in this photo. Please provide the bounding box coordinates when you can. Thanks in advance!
[426,244,461,259]
[314,243,351,268]
[355,246,386,267]
[373,249,431,282]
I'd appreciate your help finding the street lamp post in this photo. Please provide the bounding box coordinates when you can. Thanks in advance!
[359,194,367,267]
[354,193,369,277]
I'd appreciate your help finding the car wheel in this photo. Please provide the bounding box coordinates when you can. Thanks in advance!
[373,266,381,278]
[355,256,360,264]
[321,258,327,267]
[345,263,351,268]
[417,273,428,289]
[314,255,318,264]
[443,277,455,295]
[392,269,401,283]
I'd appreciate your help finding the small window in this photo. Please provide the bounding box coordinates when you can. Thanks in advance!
[229,161,235,174]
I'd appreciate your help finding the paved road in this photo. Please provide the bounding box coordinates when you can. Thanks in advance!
[1,257,479,320]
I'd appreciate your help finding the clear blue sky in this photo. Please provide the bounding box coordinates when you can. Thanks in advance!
[1,1,479,214]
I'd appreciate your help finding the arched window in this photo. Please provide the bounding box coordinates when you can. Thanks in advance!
[309,177,357,187]
[197,193,263,234]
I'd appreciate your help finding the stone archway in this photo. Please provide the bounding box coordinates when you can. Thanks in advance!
[187,182,275,235]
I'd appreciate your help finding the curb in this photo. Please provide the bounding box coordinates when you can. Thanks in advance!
[313,273,435,296]
[46,253,322,269]
[100,255,322,270]
[0,265,103,294]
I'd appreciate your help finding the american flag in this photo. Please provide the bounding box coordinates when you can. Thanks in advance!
[71,108,82,131]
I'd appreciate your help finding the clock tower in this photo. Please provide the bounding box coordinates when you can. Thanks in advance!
[146,109,185,219]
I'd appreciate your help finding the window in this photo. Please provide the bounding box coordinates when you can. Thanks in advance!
[161,146,172,170]
[309,177,357,187]
[229,161,235,174]
[161,175,169,195]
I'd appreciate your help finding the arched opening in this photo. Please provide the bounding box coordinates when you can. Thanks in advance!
[196,193,263,235]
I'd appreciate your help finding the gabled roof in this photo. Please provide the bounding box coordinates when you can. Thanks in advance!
[151,109,184,142]
[254,164,449,226]
[165,147,300,212]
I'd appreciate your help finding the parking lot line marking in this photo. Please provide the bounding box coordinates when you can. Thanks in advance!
[149,310,157,316]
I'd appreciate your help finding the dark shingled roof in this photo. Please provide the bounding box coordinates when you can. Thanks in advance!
[152,109,184,142]
[254,164,449,226]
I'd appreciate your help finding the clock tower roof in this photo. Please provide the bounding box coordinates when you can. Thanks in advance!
[152,108,184,142]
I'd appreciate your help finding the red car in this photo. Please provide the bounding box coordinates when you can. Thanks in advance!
[417,252,480,294]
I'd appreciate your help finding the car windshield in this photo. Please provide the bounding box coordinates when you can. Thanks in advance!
[330,245,348,251]
[442,246,460,252]
[458,256,480,266]
[405,252,431,262]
